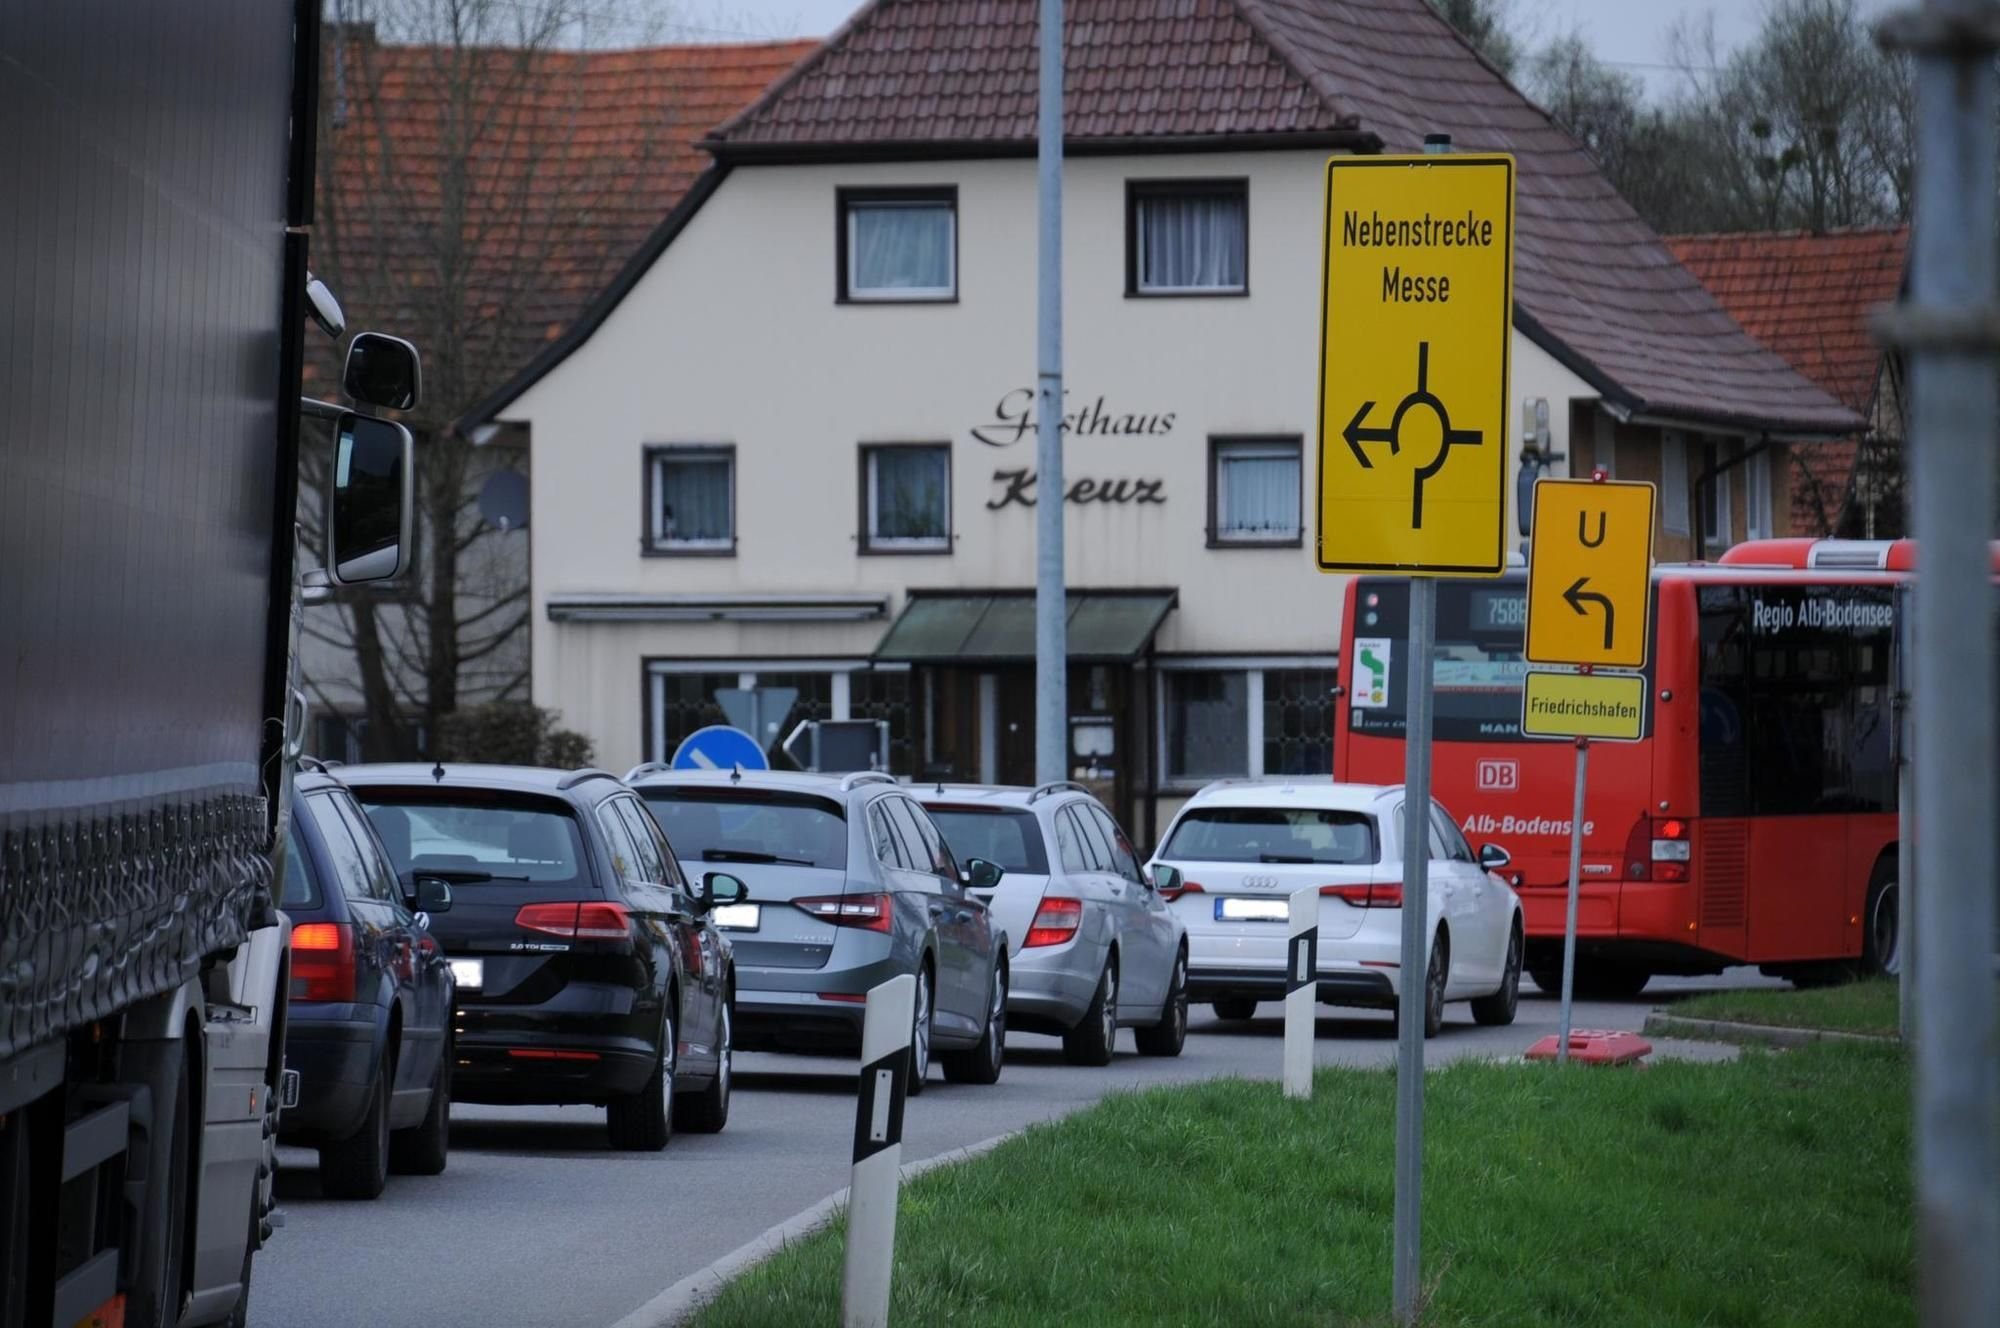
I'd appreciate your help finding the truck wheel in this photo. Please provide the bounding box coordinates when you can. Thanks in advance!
[390,1040,451,1176]
[319,1056,391,1199]
[129,1051,194,1327]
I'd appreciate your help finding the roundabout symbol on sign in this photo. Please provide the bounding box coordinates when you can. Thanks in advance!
[1340,340,1484,529]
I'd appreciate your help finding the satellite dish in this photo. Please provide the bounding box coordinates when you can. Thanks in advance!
[478,469,529,531]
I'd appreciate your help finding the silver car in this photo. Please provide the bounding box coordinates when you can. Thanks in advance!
[911,782,1188,1065]
[629,767,1008,1093]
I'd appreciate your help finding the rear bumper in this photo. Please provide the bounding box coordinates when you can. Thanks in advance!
[1187,966,1397,1007]
[450,980,660,1105]
[734,929,906,1054]
[279,1008,382,1142]
[1004,939,1106,1031]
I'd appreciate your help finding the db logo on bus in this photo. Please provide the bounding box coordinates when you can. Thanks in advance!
[1477,760,1520,792]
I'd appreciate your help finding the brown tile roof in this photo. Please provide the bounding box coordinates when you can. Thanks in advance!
[701,0,1860,437]
[310,33,815,408]
[1666,226,1906,534]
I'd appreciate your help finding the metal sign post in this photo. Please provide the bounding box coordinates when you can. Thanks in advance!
[1032,0,1067,786]
[1556,736,1589,1062]
[1314,133,1514,1327]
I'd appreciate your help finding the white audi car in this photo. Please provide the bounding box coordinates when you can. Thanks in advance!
[1145,779,1522,1036]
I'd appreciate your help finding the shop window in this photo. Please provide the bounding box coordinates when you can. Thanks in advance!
[1263,668,1337,776]
[839,188,956,302]
[851,669,916,775]
[1163,670,1248,782]
[1127,179,1248,295]
[645,446,734,553]
[861,444,951,553]
[1209,437,1302,545]
[651,672,736,762]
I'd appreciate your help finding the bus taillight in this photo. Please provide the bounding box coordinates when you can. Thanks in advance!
[1624,816,1692,882]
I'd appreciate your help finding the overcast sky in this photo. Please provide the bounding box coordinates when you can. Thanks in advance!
[687,0,1899,102]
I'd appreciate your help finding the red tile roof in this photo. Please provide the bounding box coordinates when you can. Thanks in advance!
[310,34,815,405]
[1664,226,1907,415]
[1666,226,1906,534]
[702,0,1860,437]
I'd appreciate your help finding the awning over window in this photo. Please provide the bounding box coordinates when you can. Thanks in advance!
[873,590,1177,664]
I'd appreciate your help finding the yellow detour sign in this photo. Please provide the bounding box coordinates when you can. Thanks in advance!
[1524,478,1657,668]
[1316,154,1515,576]
[1521,669,1648,741]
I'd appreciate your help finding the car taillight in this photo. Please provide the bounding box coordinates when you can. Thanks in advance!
[291,922,356,1002]
[1156,878,1204,902]
[1651,817,1691,882]
[1024,897,1084,948]
[1321,882,1404,908]
[795,893,892,933]
[514,901,633,941]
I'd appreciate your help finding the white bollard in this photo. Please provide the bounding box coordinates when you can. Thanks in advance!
[841,973,916,1328]
[1283,885,1318,1099]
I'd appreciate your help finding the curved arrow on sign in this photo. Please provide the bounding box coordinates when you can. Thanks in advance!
[1563,576,1615,651]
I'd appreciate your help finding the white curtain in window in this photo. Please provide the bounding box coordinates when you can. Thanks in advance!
[1140,193,1246,290]
[657,456,730,543]
[872,448,949,541]
[1216,443,1299,538]
[852,204,952,293]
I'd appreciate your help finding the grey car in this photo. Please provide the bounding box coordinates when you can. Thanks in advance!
[913,782,1188,1065]
[629,767,1008,1094]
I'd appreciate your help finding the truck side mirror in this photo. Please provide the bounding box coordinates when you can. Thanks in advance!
[343,332,422,412]
[328,412,414,585]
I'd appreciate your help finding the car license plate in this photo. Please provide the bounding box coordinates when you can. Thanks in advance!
[1217,897,1289,922]
[712,903,761,931]
[449,958,484,991]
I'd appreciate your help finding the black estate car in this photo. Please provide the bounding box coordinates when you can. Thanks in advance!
[281,769,455,1199]
[335,764,743,1149]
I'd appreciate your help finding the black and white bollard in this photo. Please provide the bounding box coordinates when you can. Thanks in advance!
[1283,885,1318,1099]
[841,972,914,1328]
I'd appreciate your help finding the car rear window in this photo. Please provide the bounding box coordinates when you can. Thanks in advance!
[281,825,323,908]
[355,792,590,887]
[639,790,847,871]
[1161,807,1378,865]
[923,808,1049,876]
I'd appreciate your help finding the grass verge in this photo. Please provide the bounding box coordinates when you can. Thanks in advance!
[691,1042,1910,1327]
[1666,979,1900,1039]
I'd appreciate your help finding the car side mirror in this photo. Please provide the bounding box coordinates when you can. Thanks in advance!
[415,875,453,914]
[1478,843,1511,871]
[328,411,415,585]
[703,872,747,906]
[963,858,1003,891]
[343,331,422,411]
[1150,864,1183,894]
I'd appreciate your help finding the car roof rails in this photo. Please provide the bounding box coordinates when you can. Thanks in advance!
[557,767,619,791]
[1026,780,1092,803]
[624,761,667,782]
[840,770,897,791]
[297,754,331,774]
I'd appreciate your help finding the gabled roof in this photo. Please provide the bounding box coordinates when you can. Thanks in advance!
[698,0,1860,438]
[1664,226,1907,416]
[1666,226,1906,535]
[312,32,815,404]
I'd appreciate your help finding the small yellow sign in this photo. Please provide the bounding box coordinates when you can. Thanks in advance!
[1520,669,1647,742]
[1316,153,1515,576]
[1525,478,1656,668]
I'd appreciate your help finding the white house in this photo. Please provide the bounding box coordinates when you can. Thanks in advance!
[469,0,1856,844]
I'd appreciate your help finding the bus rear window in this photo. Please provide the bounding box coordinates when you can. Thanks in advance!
[1348,579,1546,742]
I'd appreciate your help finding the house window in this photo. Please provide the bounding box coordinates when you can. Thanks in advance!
[1263,667,1337,776]
[839,188,956,302]
[1661,431,1691,535]
[1746,448,1773,541]
[1163,670,1248,781]
[1127,179,1248,295]
[1702,440,1732,547]
[646,446,734,553]
[861,444,951,552]
[1209,437,1302,545]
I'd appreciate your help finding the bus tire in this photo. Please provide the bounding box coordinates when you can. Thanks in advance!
[1212,998,1258,1022]
[1863,858,1899,977]
[1573,961,1650,1000]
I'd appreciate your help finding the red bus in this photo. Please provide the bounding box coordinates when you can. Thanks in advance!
[1331,538,1939,996]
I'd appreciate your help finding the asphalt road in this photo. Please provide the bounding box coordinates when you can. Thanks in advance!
[250,972,1771,1328]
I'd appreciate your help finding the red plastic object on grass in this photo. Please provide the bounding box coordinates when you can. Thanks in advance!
[1524,1029,1652,1065]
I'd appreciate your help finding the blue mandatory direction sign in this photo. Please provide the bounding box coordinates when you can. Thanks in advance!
[670,724,769,772]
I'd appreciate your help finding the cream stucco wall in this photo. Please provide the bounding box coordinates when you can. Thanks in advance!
[506,149,1594,769]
